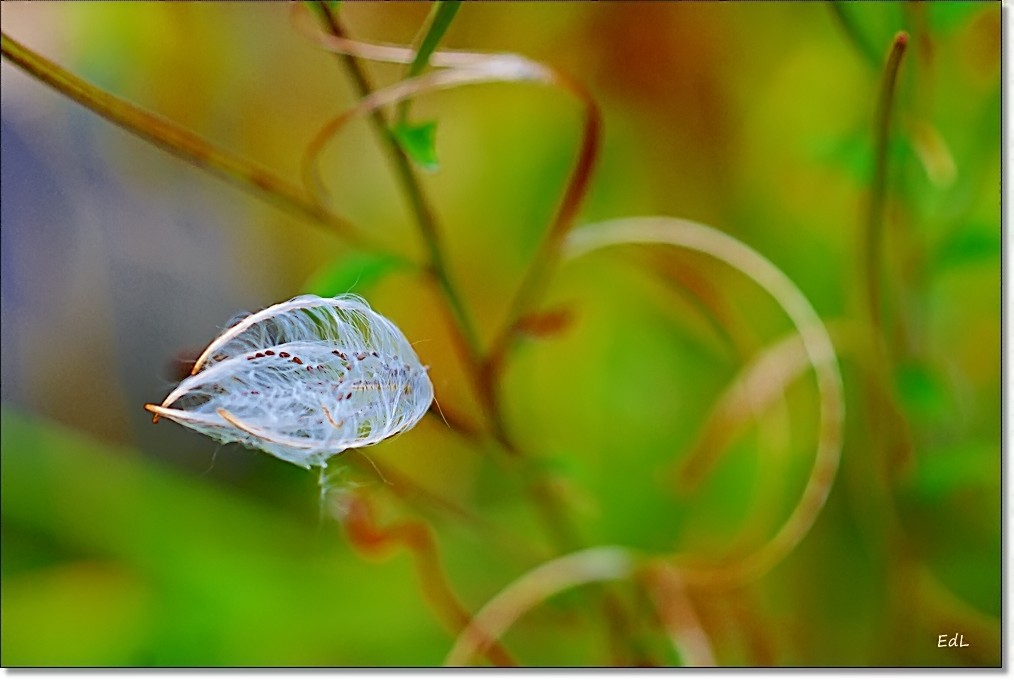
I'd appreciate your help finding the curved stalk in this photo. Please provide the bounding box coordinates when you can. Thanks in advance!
[640,563,716,667]
[564,217,845,586]
[444,546,636,666]
[863,31,908,333]
[445,546,722,667]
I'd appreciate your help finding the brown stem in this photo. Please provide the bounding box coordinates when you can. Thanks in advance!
[640,563,716,666]
[861,32,915,478]
[342,494,517,667]
[0,32,366,245]
[863,32,908,333]
[480,81,602,418]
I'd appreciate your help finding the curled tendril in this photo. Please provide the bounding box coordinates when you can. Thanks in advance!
[563,217,845,586]
[447,217,844,665]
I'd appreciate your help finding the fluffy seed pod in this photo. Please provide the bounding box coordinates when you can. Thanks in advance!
[145,294,433,469]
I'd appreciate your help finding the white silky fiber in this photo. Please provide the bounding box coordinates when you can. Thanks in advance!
[145,294,434,468]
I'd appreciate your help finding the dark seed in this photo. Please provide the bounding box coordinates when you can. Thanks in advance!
[292,357,303,365]
[279,352,290,358]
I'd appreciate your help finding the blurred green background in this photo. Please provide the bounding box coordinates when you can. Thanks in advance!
[0,1,1001,667]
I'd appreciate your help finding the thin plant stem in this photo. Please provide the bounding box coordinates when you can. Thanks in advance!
[0,32,368,246]
[863,32,908,333]
[397,0,462,124]
[340,493,518,667]
[479,76,601,428]
[674,322,856,493]
[444,546,636,666]
[827,2,883,69]
[310,3,485,374]
[859,32,915,482]
[723,586,777,665]
[640,564,716,667]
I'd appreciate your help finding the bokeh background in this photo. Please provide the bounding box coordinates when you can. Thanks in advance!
[0,1,1001,667]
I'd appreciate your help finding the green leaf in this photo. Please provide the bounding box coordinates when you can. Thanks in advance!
[394,1,461,144]
[392,120,440,172]
[304,251,406,297]
[391,2,460,170]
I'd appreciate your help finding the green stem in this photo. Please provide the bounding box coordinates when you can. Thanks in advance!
[827,2,884,69]
[863,31,908,332]
[859,33,915,567]
[311,3,484,372]
[0,31,365,245]
[397,1,462,124]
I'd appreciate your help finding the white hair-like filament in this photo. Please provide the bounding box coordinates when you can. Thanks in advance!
[146,295,433,469]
